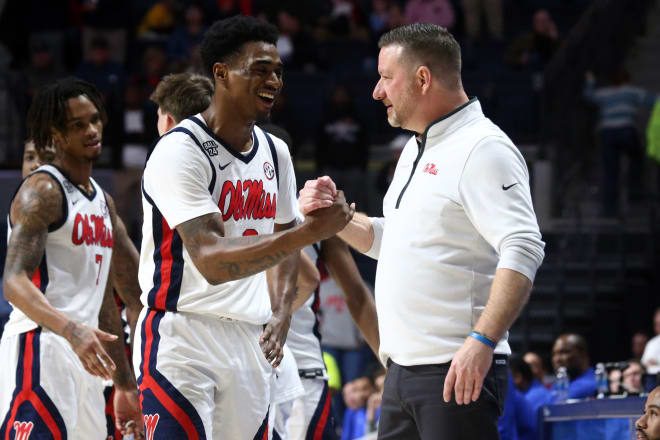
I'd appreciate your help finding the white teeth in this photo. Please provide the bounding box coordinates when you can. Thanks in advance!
[258,92,274,100]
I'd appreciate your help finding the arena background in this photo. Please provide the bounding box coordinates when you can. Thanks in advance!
[0,0,658,374]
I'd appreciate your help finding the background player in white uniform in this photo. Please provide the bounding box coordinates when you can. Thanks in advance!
[136,16,354,439]
[273,233,379,440]
[0,78,143,439]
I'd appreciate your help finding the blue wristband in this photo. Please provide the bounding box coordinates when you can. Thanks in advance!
[469,331,496,349]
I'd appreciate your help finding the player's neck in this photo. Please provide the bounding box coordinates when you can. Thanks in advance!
[54,154,93,189]
[202,101,255,153]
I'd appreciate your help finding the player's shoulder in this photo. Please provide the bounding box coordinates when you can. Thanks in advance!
[10,169,64,227]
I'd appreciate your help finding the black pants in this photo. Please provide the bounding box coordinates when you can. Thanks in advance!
[378,356,508,440]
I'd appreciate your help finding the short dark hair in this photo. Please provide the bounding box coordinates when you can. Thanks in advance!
[378,23,462,90]
[150,73,214,123]
[200,15,279,77]
[27,77,107,153]
[510,355,534,383]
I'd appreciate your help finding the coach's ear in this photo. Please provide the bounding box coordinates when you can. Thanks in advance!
[415,65,432,95]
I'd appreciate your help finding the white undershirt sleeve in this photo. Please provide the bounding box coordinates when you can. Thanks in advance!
[364,216,385,260]
[143,132,220,228]
[459,137,545,282]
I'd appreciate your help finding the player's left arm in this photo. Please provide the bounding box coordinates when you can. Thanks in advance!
[444,138,545,405]
[97,270,144,437]
[104,192,142,344]
[261,220,299,367]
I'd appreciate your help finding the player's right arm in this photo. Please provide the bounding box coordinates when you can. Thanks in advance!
[3,174,117,379]
[145,134,353,285]
[176,202,351,285]
[321,236,379,355]
[299,177,380,255]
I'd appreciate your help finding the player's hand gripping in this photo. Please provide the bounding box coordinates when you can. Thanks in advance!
[302,190,355,241]
[114,387,145,439]
[259,310,291,367]
[443,336,494,405]
[62,320,117,380]
[298,176,337,215]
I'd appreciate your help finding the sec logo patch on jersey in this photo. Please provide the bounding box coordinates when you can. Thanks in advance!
[263,162,275,180]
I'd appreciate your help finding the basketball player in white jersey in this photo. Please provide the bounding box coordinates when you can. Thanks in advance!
[136,16,353,439]
[0,77,143,439]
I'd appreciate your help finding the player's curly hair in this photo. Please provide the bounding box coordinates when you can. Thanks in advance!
[27,77,107,153]
[200,15,279,78]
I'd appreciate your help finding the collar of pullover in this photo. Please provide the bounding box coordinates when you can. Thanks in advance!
[418,97,481,148]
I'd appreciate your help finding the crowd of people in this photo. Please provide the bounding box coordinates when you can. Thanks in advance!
[0,2,656,440]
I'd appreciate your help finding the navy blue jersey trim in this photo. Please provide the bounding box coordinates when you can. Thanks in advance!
[188,116,260,164]
[263,131,280,189]
[168,127,217,193]
[50,164,97,201]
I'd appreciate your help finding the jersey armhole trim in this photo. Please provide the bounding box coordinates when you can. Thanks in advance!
[9,170,69,232]
[167,127,217,193]
[263,132,280,189]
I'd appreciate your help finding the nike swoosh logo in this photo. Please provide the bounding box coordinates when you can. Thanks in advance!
[502,183,518,191]
[218,162,232,170]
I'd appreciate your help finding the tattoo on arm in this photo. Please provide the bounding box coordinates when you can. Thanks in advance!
[3,174,64,333]
[177,213,295,282]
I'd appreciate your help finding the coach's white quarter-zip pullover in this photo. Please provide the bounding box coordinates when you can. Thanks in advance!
[366,98,545,366]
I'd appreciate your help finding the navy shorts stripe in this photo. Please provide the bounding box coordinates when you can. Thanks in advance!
[139,310,206,440]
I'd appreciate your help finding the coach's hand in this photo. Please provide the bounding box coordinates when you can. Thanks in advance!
[62,320,117,380]
[114,387,144,438]
[443,337,493,405]
[260,310,291,367]
[298,176,337,215]
[303,191,355,241]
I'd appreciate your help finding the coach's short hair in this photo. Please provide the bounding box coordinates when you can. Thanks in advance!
[27,77,107,153]
[150,73,214,123]
[200,15,279,77]
[378,23,462,90]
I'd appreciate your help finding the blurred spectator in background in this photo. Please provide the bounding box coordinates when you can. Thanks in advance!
[463,0,503,42]
[405,0,455,30]
[633,331,650,361]
[23,39,67,100]
[551,333,597,399]
[137,0,177,40]
[642,308,660,374]
[76,36,126,166]
[341,366,384,440]
[81,0,129,64]
[524,351,551,387]
[623,360,645,394]
[635,386,660,440]
[509,355,551,440]
[167,4,208,72]
[121,81,157,168]
[276,9,320,72]
[505,10,560,69]
[1,45,25,164]
[583,69,657,217]
[324,0,368,40]
[498,371,536,440]
[368,0,390,38]
[609,367,623,394]
[316,84,369,211]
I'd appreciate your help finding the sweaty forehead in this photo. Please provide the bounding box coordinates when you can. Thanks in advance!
[236,41,281,65]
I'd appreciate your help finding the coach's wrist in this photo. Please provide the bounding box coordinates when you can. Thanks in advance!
[468,331,497,349]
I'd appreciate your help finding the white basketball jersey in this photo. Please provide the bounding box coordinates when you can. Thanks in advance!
[4,164,114,337]
[139,114,298,324]
[286,244,326,371]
